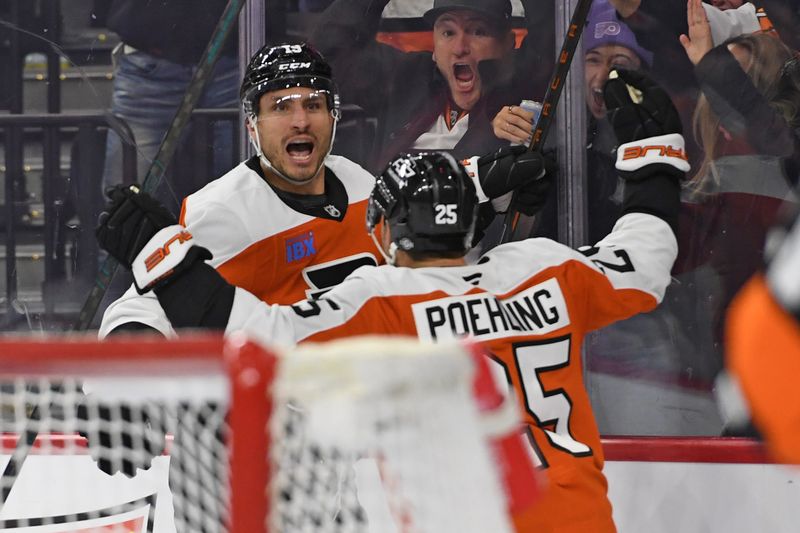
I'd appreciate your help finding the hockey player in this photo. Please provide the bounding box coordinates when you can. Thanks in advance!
[99,41,545,337]
[97,68,686,531]
[725,205,800,464]
[98,41,377,336]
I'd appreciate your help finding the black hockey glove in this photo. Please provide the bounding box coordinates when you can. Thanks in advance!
[474,145,554,216]
[604,69,687,234]
[96,185,212,294]
[603,68,689,182]
[96,185,177,268]
[510,150,557,216]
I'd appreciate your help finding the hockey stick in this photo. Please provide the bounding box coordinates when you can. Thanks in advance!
[0,0,247,512]
[73,0,246,331]
[499,0,594,244]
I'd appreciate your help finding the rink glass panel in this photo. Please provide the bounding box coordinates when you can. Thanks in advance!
[3,0,799,439]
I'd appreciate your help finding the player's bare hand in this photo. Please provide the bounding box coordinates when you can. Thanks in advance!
[679,0,713,65]
[492,105,535,145]
[608,0,641,18]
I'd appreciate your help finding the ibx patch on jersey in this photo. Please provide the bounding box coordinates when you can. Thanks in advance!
[286,231,316,263]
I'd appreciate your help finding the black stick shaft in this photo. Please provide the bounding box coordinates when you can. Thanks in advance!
[499,0,594,244]
[73,0,246,331]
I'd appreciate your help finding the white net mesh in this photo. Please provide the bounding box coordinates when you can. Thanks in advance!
[0,336,519,533]
[0,373,228,532]
[271,337,514,533]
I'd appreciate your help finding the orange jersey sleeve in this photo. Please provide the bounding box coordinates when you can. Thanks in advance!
[727,275,800,464]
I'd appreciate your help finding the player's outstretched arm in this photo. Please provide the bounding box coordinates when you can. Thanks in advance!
[570,68,687,331]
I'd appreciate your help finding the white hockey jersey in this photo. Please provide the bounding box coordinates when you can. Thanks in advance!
[99,155,380,337]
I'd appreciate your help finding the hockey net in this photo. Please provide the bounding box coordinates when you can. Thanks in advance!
[0,334,538,532]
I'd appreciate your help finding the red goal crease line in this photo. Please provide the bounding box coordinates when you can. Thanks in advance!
[0,434,176,454]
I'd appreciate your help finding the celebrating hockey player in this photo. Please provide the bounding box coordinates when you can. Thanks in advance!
[725,204,800,464]
[99,41,544,337]
[97,67,687,531]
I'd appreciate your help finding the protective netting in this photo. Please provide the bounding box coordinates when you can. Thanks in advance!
[270,338,516,533]
[0,373,229,532]
[0,336,520,533]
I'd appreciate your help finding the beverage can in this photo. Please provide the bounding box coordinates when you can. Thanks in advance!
[519,99,543,127]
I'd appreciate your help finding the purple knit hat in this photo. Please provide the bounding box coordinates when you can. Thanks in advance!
[583,0,654,67]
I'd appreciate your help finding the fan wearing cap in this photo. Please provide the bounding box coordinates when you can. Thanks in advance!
[578,0,655,243]
[424,0,514,112]
[474,0,655,244]
[584,0,654,120]
[311,0,554,172]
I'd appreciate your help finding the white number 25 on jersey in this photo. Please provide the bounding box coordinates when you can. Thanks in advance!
[434,204,458,224]
[489,336,592,461]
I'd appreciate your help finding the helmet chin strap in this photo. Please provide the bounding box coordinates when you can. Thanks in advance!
[247,110,339,187]
[370,229,398,266]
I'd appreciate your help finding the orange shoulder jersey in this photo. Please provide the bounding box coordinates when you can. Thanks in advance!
[215,212,677,532]
[727,210,800,465]
[98,154,381,337]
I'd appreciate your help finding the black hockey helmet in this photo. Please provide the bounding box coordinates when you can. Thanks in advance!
[367,152,478,255]
[240,42,339,117]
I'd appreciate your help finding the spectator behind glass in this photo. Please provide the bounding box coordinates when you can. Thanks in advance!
[311,0,554,173]
[583,0,654,243]
[676,5,800,344]
[587,4,800,438]
[101,0,239,214]
[492,0,655,242]
[605,0,780,172]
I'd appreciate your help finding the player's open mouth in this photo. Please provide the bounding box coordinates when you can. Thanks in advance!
[453,63,475,91]
[286,140,314,162]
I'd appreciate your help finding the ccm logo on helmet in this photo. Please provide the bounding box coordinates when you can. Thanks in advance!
[622,145,688,161]
[145,230,193,272]
[278,62,312,70]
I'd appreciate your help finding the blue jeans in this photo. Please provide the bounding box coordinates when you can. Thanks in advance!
[102,46,239,213]
[96,47,239,315]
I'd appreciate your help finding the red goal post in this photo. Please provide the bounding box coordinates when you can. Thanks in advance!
[0,334,538,532]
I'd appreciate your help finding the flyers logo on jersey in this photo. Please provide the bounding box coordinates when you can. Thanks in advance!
[286,231,316,263]
[144,230,193,272]
[622,145,687,162]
